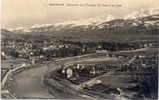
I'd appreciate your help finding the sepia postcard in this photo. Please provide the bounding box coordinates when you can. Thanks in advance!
[1,0,159,100]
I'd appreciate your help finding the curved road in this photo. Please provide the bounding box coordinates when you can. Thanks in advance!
[8,49,150,99]
[10,66,55,99]
[8,54,119,99]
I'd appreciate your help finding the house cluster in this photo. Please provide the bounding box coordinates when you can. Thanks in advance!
[59,62,120,84]
[2,40,91,63]
[2,39,158,66]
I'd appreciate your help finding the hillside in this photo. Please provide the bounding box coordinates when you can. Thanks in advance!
[2,9,159,42]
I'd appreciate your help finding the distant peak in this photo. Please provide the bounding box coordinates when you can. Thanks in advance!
[124,8,159,19]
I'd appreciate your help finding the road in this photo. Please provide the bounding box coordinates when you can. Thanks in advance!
[9,63,95,99]
[8,52,129,99]
[10,66,55,99]
[8,54,120,99]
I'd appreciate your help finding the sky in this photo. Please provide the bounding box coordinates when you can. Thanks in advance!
[1,0,159,28]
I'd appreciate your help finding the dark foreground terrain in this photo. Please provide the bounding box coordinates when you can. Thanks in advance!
[44,47,158,100]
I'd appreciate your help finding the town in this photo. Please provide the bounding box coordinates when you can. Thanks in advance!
[1,33,158,100]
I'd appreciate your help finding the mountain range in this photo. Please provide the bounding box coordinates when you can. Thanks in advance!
[2,8,159,42]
